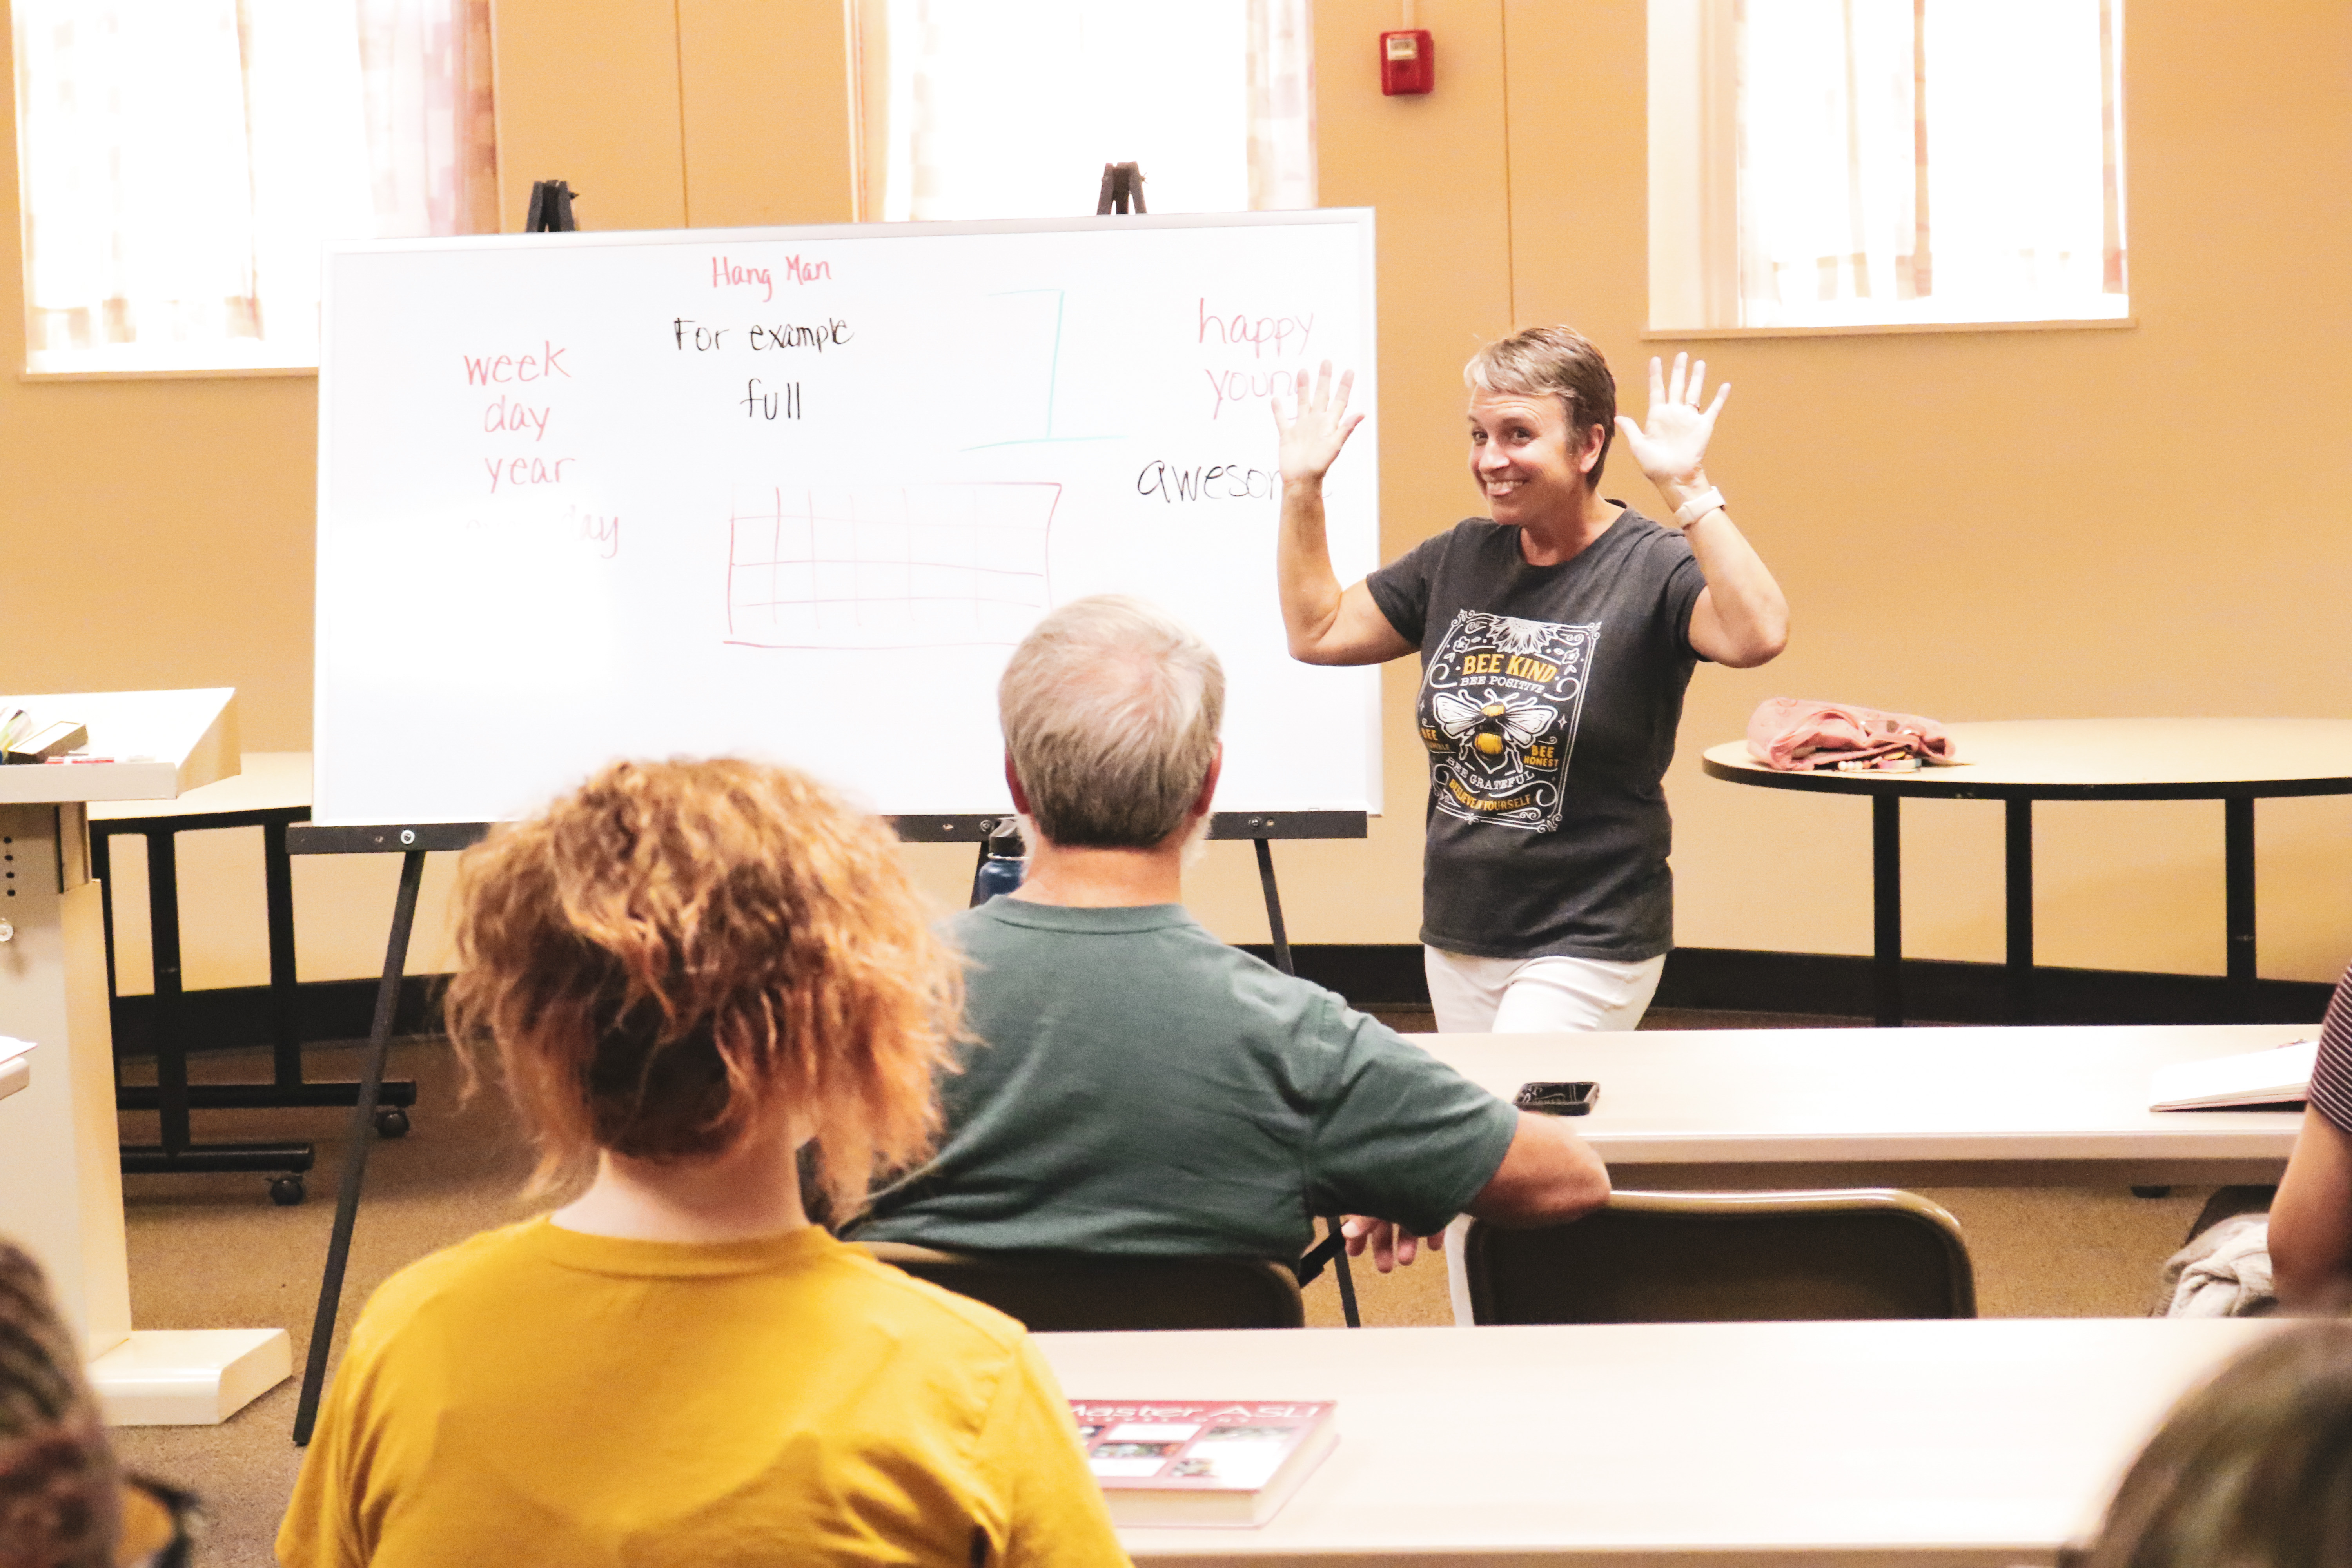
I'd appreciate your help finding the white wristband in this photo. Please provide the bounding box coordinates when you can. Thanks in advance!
[1673,487,1726,527]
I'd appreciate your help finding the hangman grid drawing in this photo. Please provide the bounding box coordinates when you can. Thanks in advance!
[725,483,1060,649]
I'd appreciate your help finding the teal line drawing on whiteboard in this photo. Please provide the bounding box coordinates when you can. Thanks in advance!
[725,483,1061,650]
[962,289,1123,450]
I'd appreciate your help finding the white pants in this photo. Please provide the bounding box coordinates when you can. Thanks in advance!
[1424,945,1662,1325]
[1422,946,1666,1035]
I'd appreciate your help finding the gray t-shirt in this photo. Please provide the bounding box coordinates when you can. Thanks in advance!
[850,899,1521,1260]
[1366,508,1707,961]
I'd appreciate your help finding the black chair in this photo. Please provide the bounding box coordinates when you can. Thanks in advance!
[1462,1188,1976,1325]
[861,1243,1306,1330]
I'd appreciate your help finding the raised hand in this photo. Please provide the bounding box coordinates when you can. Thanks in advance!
[1613,352,1729,490]
[1272,360,1365,487]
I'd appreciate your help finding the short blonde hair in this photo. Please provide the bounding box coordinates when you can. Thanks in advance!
[1465,324,1619,490]
[998,596,1224,849]
[443,758,962,1218]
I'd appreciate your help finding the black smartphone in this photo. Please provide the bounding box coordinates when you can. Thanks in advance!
[1514,1080,1598,1116]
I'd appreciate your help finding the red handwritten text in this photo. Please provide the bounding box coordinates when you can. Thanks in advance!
[462,341,572,384]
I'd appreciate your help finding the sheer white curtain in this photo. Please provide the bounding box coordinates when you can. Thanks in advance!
[1731,0,2124,328]
[855,0,1315,222]
[14,0,497,374]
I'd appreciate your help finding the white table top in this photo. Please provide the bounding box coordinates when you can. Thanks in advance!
[1703,716,2352,796]
[1040,1317,2277,1564]
[1414,1025,2308,1186]
[87,751,310,822]
[0,690,238,806]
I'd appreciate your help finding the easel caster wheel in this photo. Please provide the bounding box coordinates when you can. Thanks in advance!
[269,1175,306,1207]
[374,1107,410,1139]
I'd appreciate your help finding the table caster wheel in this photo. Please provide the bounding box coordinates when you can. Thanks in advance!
[2130,1185,2173,1199]
[374,1107,410,1139]
[269,1174,306,1207]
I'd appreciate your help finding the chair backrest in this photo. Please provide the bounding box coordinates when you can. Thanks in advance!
[861,1243,1307,1331]
[1462,1188,1976,1325]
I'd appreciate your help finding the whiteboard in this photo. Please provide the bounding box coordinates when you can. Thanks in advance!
[313,211,1381,826]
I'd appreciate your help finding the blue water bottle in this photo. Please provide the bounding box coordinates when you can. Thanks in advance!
[970,821,1027,905]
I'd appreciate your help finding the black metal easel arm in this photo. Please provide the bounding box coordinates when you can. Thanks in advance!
[292,848,426,1446]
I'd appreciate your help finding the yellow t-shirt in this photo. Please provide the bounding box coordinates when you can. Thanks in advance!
[278,1219,1127,1568]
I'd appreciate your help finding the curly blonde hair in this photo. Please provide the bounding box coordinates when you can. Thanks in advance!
[443,758,963,1218]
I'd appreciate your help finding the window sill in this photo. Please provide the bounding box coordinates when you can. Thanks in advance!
[1642,316,2138,342]
[20,363,318,382]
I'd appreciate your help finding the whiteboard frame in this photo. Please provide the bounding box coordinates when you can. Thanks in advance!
[313,208,1381,829]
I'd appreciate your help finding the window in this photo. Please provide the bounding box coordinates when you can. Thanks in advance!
[12,0,497,376]
[852,0,1315,222]
[1648,0,2125,332]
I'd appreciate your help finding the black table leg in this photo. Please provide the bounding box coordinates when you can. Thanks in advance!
[1873,794,1904,1027]
[145,829,191,1155]
[91,832,118,998]
[2005,800,2035,1023]
[263,818,303,1088]
[2225,797,2256,1018]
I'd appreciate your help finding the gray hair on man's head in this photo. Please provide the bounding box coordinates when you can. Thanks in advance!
[999,595,1225,849]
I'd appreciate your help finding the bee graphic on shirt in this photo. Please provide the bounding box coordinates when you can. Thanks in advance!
[1431,688,1557,777]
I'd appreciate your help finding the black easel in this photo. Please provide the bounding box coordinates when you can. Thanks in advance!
[1094,162,1147,215]
[287,822,483,1446]
[523,179,579,232]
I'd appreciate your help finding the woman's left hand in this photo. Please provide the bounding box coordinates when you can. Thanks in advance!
[1613,352,1729,492]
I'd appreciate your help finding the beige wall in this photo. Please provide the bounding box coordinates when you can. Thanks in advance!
[17,1,2352,993]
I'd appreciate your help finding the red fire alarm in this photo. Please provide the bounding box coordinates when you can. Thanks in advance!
[1381,29,1434,95]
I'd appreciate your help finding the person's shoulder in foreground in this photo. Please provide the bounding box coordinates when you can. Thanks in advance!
[279,756,1125,1568]
[2267,965,2352,1310]
[286,1215,1114,1568]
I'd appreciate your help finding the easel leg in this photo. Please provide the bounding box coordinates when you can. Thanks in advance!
[292,849,425,1446]
[1254,838,1358,1327]
[1252,838,1293,978]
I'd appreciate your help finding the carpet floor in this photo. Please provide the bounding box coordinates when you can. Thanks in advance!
[107,1013,2209,1566]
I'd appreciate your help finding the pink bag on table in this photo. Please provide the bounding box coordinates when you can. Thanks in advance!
[1746,697,1958,772]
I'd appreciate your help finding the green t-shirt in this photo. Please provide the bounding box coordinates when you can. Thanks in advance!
[851,899,1521,1260]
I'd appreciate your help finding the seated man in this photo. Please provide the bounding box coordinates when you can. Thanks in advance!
[852,595,1609,1270]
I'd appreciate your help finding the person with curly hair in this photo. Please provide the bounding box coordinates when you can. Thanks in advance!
[278,759,1125,1568]
[0,1242,187,1568]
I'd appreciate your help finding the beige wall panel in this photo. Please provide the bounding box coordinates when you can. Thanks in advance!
[492,0,688,231]
[677,0,857,226]
[1503,1,2352,978]
[1147,0,1516,947]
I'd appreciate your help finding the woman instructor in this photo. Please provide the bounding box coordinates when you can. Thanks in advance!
[1275,326,1788,1034]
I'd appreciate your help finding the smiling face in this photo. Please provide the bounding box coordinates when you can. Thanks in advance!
[1466,389,1606,528]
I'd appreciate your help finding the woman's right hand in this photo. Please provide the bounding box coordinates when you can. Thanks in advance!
[1272,359,1364,486]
